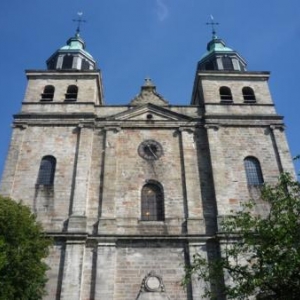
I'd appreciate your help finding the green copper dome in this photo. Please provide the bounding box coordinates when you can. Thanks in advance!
[46,32,96,71]
[59,33,94,60]
[198,36,247,71]
[200,37,234,59]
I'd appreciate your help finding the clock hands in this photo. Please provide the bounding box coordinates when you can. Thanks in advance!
[146,144,158,159]
[138,140,162,160]
[145,143,158,176]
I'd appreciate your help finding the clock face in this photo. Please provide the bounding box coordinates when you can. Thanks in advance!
[138,140,163,160]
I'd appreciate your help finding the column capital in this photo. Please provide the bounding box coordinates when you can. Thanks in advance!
[270,124,285,132]
[104,126,122,133]
[204,124,220,131]
[178,127,195,134]
[77,121,95,129]
[12,122,28,130]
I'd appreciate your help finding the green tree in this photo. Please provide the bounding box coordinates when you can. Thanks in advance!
[0,195,51,300]
[184,173,300,299]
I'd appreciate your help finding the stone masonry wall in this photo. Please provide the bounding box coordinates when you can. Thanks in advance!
[207,125,294,216]
[201,77,273,104]
[98,127,204,235]
[113,241,187,300]
[24,75,100,103]
[1,125,78,231]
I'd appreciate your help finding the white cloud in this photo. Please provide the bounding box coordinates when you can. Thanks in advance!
[156,0,169,21]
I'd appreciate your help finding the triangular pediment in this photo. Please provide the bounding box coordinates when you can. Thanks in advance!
[107,103,192,122]
[130,78,169,106]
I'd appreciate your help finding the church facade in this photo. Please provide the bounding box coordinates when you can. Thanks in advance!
[0,30,295,300]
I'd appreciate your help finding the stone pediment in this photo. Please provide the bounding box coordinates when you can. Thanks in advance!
[108,103,192,122]
[130,78,169,106]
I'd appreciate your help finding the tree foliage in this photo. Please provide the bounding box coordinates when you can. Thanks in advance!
[0,195,51,300]
[184,173,300,299]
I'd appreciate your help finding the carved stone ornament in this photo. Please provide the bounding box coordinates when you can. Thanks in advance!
[139,271,166,292]
[270,124,285,132]
[136,271,171,299]
[130,78,169,106]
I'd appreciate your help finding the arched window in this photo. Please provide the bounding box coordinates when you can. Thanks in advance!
[244,157,264,186]
[242,87,256,103]
[37,156,56,185]
[222,57,234,70]
[141,182,164,221]
[62,55,73,69]
[220,86,233,102]
[65,85,78,101]
[41,85,55,101]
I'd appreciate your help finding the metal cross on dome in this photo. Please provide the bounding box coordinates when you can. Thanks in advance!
[73,12,87,34]
[206,15,219,39]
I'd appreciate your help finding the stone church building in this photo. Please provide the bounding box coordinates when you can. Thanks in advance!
[0,28,295,299]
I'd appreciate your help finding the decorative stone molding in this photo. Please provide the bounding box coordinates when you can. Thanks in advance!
[204,124,220,131]
[136,271,171,299]
[178,127,195,134]
[270,124,285,132]
[104,126,122,133]
[68,215,87,233]
[77,121,95,129]
[140,271,165,293]
[130,78,169,106]
[12,123,28,130]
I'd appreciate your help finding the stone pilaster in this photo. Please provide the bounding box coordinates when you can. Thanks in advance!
[179,128,204,234]
[98,127,120,234]
[270,125,295,176]
[80,244,95,300]
[205,125,226,218]
[60,240,85,300]
[0,124,26,197]
[69,124,94,232]
[188,241,210,300]
[95,242,116,299]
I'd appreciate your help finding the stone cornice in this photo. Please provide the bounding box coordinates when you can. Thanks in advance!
[205,114,283,121]
[205,103,274,107]
[45,232,215,243]
[197,71,270,81]
[14,112,96,119]
[26,69,101,76]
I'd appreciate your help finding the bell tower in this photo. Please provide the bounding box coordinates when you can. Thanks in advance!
[0,28,104,224]
[24,24,104,110]
[191,25,294,221]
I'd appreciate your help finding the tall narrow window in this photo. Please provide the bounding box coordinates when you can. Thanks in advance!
[205,61,214,70]
[220,86,233,102]
[65,85,78,101]
[62,55,73,69]
[41,85,55,101]
[244,157,264,186]
[242,87,256,103]
[222,57,234,70]
[47,58,57,70]
[37,156,56,185]
[141,182,164,221]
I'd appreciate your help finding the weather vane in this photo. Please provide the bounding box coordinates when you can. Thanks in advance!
[206,15,219,38]
[73,12,87,34]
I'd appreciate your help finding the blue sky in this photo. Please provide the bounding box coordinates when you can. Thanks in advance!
[0,0,299,177]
